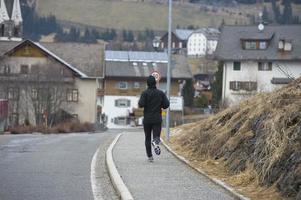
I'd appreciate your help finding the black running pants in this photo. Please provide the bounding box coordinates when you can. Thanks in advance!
[143,122,162,157]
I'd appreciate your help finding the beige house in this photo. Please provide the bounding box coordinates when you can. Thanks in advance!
[0,40,105,126]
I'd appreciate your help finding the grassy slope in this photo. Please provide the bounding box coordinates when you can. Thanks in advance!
[169,78,301,199]
[36,0,249,31]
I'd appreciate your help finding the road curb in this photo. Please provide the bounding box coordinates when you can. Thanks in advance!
[161,139,250,200]
[106,133,134,200]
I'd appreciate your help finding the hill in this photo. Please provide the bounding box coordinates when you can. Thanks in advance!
[169,78,301,199]
[35,0,251,31]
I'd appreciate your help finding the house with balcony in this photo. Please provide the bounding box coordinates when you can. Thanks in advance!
[0,40,105,127]
[104,50,191,128]
[214,25,301,106]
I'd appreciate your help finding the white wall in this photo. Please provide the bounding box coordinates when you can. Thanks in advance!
[187,33,207,56]
[103,95,140,128]
[223,61,301,106]
[73,78,98,123]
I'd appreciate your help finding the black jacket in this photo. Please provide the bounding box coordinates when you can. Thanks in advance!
[138,76,170,124]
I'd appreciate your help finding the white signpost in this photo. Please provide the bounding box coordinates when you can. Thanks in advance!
[169,96,183,111]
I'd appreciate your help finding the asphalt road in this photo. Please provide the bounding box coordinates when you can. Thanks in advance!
[0,130,120,200]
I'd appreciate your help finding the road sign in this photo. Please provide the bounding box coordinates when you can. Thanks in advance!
[151,71,161,82]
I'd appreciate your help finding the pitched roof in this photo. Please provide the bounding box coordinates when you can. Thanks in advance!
[0,40,21,55]
[105,50,168,63]
[192,28,220,40]
[42,42,104,77]
[1,40,104,78]
[214,25,301,61]
[105,54,191,79]
[175,29,194,41]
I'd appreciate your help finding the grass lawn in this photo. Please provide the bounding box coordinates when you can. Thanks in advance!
[36,0,249,31]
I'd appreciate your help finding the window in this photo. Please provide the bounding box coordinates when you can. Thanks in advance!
[67,89,78,102]
[245,41,257,49]
[259,41,267,49]
[8,88,19,100]
[1,24,4,36]
[243,82,257,91]
[38,88,54,101]
[229,81,241,91]
[278,40,284,50]
[31,89,38,100]
[233,62,241,71]
[9,113,19,126]
[284,42,292,51]
[133,82,140,89]
[20,65,29,74]
[229,81,257,91]
[114,117,127,125]
[118,82,128,90]
[115,99,130,108]
[258,62,272,71]
[4,65,10,74]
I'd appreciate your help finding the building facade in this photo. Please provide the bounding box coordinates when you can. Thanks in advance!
[159,29,193,53]
[187,28,220,57]
[214,25,301,106]
[0,40,105,127]
[104,50,191,128]
[0,0,23,40]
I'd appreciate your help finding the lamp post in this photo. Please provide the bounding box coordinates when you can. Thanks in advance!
[166,0,172,142]
[152,37,160,51]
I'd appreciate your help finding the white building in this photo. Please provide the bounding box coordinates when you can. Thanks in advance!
[103,51,191,128]
[187,28,220,57]
[214,25,301,106]
[0,0,23,40]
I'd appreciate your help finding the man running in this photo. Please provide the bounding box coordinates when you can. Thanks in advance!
[138,75,170,162]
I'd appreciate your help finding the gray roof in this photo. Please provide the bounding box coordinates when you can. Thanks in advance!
[175,29,194,41]
[105,50,168,63]
[215,25,301,61]
[192,28,220,40]
[0,41,21,55]
[105,54,191,79]
[42,42,104,77]
[0,40,104,77]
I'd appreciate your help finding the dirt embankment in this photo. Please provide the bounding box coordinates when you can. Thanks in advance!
[170,78,301,199]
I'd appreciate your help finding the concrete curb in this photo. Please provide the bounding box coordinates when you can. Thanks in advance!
[106,133,134,200]
[161,139,250,200]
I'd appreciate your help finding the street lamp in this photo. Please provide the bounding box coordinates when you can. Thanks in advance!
[166,0,172,142]
[152,37,160,51]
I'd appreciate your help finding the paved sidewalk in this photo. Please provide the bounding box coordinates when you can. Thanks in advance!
[113,131,235,200]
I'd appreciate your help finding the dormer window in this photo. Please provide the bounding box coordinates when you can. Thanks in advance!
[259,41,267,49]
[243,40,268,50]
[278,40,284,50]
[245,41,257,50]
[284,41,292,51]
[278,39,292,51]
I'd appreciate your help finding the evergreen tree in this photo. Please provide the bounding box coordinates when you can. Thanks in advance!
[211,62,223,108]
[182,79,194,107]
[271,0,281,23]
[282,0,293,24]
[262,5,270,23]
[110,29,117,40]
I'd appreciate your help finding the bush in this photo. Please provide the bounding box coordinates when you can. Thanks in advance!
[9,121,94,134]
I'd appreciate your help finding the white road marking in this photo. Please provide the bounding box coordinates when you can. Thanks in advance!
[91,145,104,200]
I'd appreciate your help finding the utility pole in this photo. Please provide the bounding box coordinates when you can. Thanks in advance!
[166,0,172,142]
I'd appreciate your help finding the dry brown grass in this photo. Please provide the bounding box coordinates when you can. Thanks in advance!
[10,121,94,134]
[167,78,301,199]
